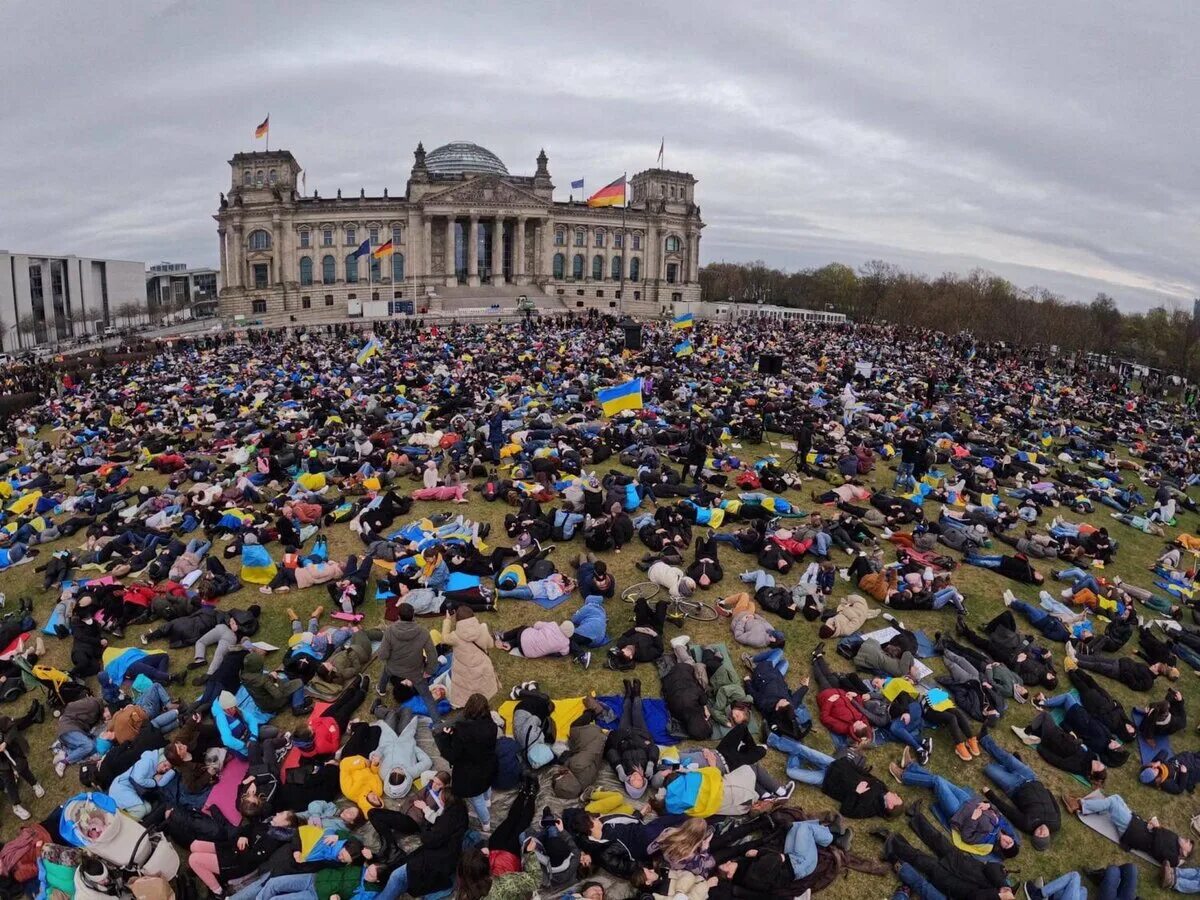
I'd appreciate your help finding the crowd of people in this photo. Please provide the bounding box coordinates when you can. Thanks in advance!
[0,311,1198,900]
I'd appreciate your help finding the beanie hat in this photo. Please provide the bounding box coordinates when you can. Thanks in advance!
[1140,764,1163,785]
[623,773,648,800]
[218,690,238,709]
[558,620,575,638]
[1029,829,1052,851]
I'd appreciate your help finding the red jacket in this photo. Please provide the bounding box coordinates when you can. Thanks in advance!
[818,687,868,737]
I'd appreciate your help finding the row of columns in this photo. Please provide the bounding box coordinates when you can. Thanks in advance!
[424,213,541,287]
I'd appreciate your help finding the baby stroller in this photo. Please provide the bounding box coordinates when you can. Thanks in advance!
[60,792,180,883]
[16,656,92,716]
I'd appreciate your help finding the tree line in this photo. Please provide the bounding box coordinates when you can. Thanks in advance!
[699,260,1200,379]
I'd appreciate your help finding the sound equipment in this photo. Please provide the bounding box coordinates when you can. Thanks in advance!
[622,323,643,351]
[759,354,783,375]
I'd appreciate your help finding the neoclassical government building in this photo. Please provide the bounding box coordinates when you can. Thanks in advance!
[214,141,704,318]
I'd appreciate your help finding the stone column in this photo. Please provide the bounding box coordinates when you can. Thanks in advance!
[515,216,528,283]
[217,228,228,290]
[422,215,432,285]
[444,216,456,287]
[491,216,504,284]
[467,215,480,287]
[231,224,244,288]
[272,213,286,286]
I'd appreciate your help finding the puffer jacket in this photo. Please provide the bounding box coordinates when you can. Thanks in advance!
[570,595,608,644]
[443,614,499,707]
[823,593,878,638]
[553,716,607,798]
[518,621,570,659]
[648,561,690,599]
[817,687,869,737]
[852,638,914,678]
[653,870,711,900]
[730,594,776,648]
[339,754,383,814]
[858,569,896,601]
[375,713,433,798]
[293,559,345,590]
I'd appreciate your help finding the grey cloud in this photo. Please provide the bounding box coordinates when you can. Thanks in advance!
[0,0,1195,310]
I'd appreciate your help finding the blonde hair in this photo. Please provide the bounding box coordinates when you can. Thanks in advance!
[654,818,710,865]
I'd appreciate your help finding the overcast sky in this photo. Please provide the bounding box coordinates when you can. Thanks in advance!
[2,1,1195,311]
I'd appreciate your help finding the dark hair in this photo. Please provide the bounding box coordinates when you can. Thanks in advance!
[398,603,415,622]
[455,848,493,900]
[342,838,365,863]
[248,604,262,617]
[818,623,835,639]
[455,605,476,622]
[462,693,491,718]
[593,560,607,577]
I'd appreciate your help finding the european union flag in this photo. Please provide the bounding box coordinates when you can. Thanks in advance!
[352,239,371,259]
[570,178,585,190]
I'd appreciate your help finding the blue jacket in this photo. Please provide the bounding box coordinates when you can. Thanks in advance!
[578,563,613,599]
[571,595,608,644]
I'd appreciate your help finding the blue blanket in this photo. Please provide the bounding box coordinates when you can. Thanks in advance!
[1131,708,1172,765]
[595,696,679,745]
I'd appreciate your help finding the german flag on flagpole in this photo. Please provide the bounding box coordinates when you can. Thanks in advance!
[586,176,626,208]
[255,115,269,139]
[372,240,394,259]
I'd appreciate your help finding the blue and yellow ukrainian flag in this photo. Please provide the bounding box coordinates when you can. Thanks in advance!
[674,339,694,357]
[672,312,694,330]
[598,378,643,416]
[356,336,382,365]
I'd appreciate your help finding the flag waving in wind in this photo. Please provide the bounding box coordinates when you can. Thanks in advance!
[570,178,584,190]
[352,239,371,259]
[672,312,694,330]
[598,379,643,417]
[255,115,269,139]
[356,336,382,365]
[372,241,394,259]
[587,176,626,208]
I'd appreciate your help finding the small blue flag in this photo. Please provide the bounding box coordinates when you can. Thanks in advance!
[570,178,585,190]
[352,239,371,259]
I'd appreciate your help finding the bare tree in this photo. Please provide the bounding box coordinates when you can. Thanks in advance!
[16,314,41,349]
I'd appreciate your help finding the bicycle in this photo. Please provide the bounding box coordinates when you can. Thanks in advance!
[620,581,718,621]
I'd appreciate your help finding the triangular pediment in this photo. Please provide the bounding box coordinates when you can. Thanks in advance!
[421,175,547,208]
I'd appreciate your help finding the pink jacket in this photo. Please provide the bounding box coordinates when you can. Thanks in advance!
[294,560,346,590]
[519,621,569,658]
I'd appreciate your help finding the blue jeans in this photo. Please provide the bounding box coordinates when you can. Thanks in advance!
[894,462,914,489]
[1096,863,1137,900]
[754,647,788,677]
[1174,866,1200,894]
[1080,793,1132,835]
[783,820,833,879]
[227,873,270,900]
[260,873,318,900]
[887,702,925,751]
[966,551,1002,569]
[900,763,969,822]
[58,730,96,764]
[631,513,656,530]
[1041,871,1085,900]
[467,789,491,828]
[498,586,535,600]
[1041,692,1078,711]
[896,861,947,900]
[812,532,832,556]
[1058,567,1101,594]
[767,732,832,784]
[1012,600,1070,642]
[375,863,409,900]
[289,686,308,712]
[931,586,963,610]
[981,734,1036,795]
[711,533,752,552]
[740,570,775,591]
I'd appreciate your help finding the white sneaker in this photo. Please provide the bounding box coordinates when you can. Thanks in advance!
[54,761,67,778]
[12,805,29,820]
[1002,590,1016,607]
[670,635,691,649]
[32,784,45,799]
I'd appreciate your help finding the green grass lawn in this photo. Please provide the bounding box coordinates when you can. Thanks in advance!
[2,434,1196,898]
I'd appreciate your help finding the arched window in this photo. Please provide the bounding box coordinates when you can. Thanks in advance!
[345,226,356,245]
[594,228,606,247]
[299,257,313,286]
[248,229,271,251]
[611,256,622,280]
[630,257,640,281]
[345,254,359,283]
[254,170,264,186]
[592,255,603,280]
[554,229,566,246]
[392,253,405,281]
[268,169,278,184]
[322,255,335,284]
[242,170,251,186]
[553,253,565,279]
[574,229,585,247]
[665,235,682,253]
[572,254,584,279]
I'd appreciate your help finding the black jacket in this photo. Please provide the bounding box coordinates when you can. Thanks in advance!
[434,716,497,799]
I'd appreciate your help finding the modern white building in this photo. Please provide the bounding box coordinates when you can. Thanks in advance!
[0,251,146,351]
[730,302,846,324]
[145,262,220,319]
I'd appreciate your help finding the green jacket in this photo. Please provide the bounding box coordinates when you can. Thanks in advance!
[314,865,377,900]
[241,653,302,711]
[484,852,541,900]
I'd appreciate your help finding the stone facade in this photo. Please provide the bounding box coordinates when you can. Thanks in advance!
[214,142,704,318]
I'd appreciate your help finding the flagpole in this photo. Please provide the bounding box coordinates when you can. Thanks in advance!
[619,171,627,319]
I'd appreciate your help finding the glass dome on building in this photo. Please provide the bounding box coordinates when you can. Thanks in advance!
[425,142,509,177]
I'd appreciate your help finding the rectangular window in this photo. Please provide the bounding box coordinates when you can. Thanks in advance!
[251,298,267,314]
[299,231,310,248]
[554,231,565,246]
[666,263,678,284]
[369,227,379,245]
[301,295,311,309]
[632,235,641,250]
[614,234,623,248]
[324,294,334,306]
[392,225,402,245]
[345,227,356,245]
[322,229,333,246]
[253,264,269,289]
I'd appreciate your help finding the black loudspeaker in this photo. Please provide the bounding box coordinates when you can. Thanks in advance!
[759,354,783,375]
[623,323,643,351]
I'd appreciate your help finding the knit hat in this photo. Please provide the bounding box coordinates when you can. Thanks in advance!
[623,772,648,800]
[558,620,575,638]
[1140,763,1164,785]
[218,690,238,709]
